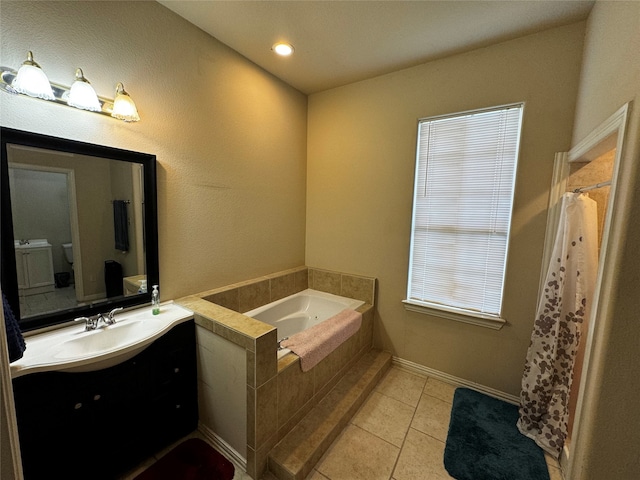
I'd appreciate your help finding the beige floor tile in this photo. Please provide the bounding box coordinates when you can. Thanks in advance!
[393,428,453,480]
[375,367,427,407]
[353,391,415,447]
[423,378,457,404]
[316,425,400,480]
[305,470,330,480]
[544,451,560,468]
[411,393,452,442]
[548,465,564,480]
[234,469,254,480]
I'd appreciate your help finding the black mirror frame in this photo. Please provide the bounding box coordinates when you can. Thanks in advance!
[1,127,159,332]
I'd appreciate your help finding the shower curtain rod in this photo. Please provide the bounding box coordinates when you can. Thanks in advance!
[574,180,612,193]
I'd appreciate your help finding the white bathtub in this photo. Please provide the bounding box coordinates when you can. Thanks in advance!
[244,289,365,359]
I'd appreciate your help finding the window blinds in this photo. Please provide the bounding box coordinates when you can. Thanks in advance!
[407,104,523,318]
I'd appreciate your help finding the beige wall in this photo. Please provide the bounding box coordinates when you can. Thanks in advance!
[567,2,640,478]
[306,22,586,396]
[0,1,308,302]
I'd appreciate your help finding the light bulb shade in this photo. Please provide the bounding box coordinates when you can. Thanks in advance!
[11,51,54,100]
[67,68,101,112]
[111,82,140,122]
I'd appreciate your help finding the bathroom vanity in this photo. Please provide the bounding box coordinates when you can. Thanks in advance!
[12,319,198,479]
[1,128,177,478]
[14,239,55,296]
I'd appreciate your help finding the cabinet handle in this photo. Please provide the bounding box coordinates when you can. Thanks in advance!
[93,394,101,401]
[74,402,82,410]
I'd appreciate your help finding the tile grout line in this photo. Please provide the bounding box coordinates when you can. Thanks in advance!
[365,370,429,480]
[380,373,456,480]
[387,390,423,480]
[313,369,455,480]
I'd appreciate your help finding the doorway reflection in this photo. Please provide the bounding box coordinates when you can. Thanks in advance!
[7,144,147,320]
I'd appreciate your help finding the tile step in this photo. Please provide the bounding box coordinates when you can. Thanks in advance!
[267,349,392,480]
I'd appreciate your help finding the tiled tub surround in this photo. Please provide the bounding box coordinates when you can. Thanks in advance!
[177,267,376,480]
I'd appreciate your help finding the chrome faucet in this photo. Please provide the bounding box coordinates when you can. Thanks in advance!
[278,337,289,350]
[74,315,99,331]
[74,307,124,330]
[105,307,123,325]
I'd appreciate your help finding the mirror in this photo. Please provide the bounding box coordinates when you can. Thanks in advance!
[1,127,159,331]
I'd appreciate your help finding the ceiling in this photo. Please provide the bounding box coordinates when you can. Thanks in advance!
[159,0,594,94]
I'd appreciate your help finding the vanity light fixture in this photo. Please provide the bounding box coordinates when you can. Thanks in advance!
[11,51,55,100]
[0,50,140,122]
[111,82,140,122]
[67,68,101,112]
[272,42,294,56]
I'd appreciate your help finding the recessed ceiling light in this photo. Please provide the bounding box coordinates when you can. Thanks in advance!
[272,42,294,56]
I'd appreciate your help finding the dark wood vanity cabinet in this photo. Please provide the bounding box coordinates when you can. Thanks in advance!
[12,320,198,480]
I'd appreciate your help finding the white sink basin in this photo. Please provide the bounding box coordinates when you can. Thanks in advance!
[14,239,51,249]
[10,302,193,378]
[53,321,145,359]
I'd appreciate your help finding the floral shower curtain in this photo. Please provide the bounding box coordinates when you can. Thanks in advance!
[517,192,598,457]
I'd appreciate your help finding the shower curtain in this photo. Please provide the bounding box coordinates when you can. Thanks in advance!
[517,192,598,457]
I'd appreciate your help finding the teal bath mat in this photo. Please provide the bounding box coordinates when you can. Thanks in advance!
[444,388,550,480]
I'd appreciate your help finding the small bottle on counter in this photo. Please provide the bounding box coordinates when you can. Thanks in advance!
[151,284,160,315]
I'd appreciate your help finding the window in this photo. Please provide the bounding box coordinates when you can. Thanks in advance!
[404,104,523,329]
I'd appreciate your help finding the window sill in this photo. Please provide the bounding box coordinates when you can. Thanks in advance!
[402,300,506,330]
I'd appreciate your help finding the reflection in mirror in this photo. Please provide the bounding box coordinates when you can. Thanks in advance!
[8,145,146,318]
[1,127,159,332]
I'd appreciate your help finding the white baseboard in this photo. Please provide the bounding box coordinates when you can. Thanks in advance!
[198,422,247,473]
[391,356,520,405]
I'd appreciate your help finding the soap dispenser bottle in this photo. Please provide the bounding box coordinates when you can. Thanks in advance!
[151,284,160,315]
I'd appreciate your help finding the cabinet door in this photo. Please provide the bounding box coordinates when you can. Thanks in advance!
[13,320,198,480]
[15,251,27,289]
[24,248,54,288]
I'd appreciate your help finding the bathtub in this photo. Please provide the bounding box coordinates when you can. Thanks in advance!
[244,289,365,358]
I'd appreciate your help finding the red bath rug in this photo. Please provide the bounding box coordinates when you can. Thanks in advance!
[134,438,235,480]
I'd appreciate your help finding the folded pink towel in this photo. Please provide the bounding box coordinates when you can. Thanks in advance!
[281,309,362,372]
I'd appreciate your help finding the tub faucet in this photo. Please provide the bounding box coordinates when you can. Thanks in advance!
[278,337,289,350]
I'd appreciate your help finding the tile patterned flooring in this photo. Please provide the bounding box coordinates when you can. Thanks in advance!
[19,285,78,318]
[274,366,564,480]
[123,366,563,480]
